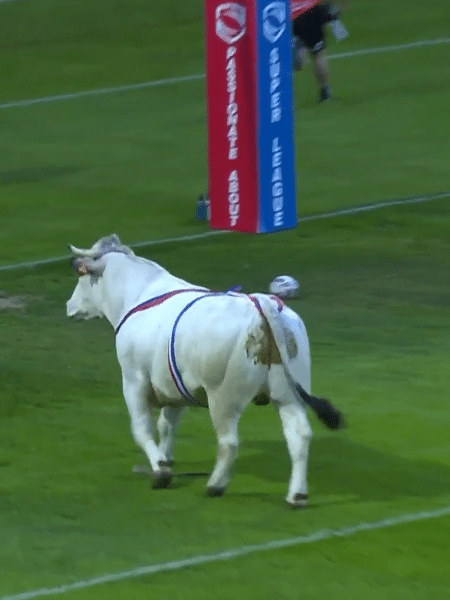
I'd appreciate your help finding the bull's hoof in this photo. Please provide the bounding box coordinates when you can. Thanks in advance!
[152,471,173,489]
[287,493,308,509]
[158,459,174,468]
[207,486,226,497]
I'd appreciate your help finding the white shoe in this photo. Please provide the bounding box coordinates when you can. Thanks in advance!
[329,19,349,41]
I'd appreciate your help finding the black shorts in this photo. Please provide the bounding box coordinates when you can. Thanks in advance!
[292,3,333,55]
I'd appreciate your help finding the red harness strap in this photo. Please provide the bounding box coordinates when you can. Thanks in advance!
[115,288,207,336]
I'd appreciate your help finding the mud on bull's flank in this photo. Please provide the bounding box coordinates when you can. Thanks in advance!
[245,318,295,366]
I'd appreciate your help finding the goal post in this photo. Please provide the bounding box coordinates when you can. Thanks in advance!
[205,0,297,233]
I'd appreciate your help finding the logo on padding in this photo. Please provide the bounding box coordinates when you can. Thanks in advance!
[216,3,247,44]
[262,2,286,43]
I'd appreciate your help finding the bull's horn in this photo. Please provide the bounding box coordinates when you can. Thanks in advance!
[68,244,99,257]
[69,244,85,255]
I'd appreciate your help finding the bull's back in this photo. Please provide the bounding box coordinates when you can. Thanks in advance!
[115,292,259,380]
[173,294,261,386]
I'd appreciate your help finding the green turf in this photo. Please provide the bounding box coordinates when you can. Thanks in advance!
[1,1,450,598]
[2,200,450,599]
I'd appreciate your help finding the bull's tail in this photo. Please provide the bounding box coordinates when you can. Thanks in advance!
[291,381,345,430]
[253,294,345,431]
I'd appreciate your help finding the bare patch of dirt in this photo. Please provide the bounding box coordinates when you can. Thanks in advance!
[0,290,42,311]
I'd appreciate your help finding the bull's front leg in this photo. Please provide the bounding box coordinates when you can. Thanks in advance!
[122,371,172,488]
[157,405,187,466]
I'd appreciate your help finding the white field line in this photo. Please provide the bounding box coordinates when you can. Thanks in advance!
[0,190,448,273]
[0,37,449,110]
[1,504,450,600]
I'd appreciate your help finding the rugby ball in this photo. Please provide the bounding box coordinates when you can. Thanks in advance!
[269,275,300,299]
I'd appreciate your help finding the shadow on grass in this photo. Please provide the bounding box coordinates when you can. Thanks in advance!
[131,435,450,504]
[234,436,450,503]
[0,165,85,184]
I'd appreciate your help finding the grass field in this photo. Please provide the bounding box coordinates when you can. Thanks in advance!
[1,1,450,599]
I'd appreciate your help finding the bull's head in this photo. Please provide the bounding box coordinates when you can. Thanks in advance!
[68,233,123,259]
[66,234,135,320]
[66,234,120,319]
[66,254,106,320]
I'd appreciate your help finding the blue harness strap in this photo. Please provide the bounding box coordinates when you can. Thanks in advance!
[114,287,283,404]
[167,293,216,404]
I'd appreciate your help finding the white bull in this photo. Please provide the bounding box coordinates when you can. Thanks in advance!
[66,234,344,507]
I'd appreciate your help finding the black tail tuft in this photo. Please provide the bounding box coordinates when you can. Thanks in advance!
[294,384,345,430]
[308,396,345,430]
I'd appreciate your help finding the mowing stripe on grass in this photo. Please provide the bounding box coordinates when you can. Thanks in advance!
[2,504,450,600]
[0,190,448,273]
[0,37,449,110]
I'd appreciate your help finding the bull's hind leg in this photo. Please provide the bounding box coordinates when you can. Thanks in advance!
[278,402,312,507]
[206,393,246,497]
[269,365,312,508]
[156,406,186,466]
[122,371,172,488]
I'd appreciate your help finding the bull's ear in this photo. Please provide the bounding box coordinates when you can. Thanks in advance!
[71,257,105,277]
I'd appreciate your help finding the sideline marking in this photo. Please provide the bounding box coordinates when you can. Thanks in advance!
[0,37,449,110]
[1,504,450,600]
[0,191,448,273]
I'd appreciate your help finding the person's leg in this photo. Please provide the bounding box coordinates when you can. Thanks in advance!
[311,49,332,101]
[292,35,308,71]
[293,6,332,101]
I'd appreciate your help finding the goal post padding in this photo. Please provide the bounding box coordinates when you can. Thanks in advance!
[205,0,297,233]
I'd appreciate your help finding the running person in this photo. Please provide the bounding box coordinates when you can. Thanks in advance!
[291,1,343,102]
